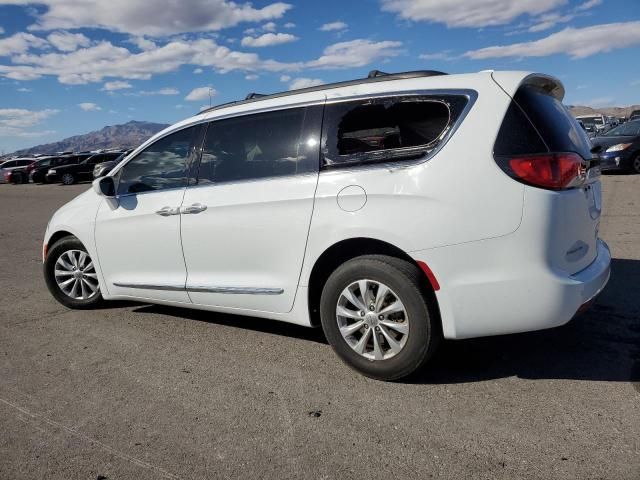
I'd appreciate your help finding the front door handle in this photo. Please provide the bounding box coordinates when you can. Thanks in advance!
[155,206,180,216]
[181,203,207,214]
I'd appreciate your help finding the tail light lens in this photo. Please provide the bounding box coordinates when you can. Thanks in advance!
[497,152,588,190]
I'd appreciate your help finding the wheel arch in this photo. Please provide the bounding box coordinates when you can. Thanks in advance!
[306,237,441,327]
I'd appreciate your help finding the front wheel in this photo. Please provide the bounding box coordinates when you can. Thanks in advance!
[44,236,103,309]
[61,173,76,185]
[631,155,640,174]
[320,255,441,381]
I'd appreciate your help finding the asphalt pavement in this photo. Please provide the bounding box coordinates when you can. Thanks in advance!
[1,177,638,479]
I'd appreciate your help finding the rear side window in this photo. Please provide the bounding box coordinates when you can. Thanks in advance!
[196,105,322,184]
[494,85,592,159]
[322,95,468,167]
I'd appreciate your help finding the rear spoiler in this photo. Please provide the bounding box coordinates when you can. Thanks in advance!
[491,72,565,101]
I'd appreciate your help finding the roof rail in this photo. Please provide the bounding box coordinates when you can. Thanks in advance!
[199,69,448,115]
[245,92,267,100]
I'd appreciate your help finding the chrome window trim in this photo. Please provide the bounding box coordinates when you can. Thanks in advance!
[113,282,284,295]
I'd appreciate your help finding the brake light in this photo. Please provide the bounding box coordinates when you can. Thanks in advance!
[499,152,586,190]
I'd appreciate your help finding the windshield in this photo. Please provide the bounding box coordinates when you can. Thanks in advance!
[604,121,640,137]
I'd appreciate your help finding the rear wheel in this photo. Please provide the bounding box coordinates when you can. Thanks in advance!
[320,255,441,381]
[631,155,640,174]
[61,173,76,185]
[44,236,103,309]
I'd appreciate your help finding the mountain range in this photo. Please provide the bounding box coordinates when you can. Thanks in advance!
[568,105,640,118]
[9,120,169,156]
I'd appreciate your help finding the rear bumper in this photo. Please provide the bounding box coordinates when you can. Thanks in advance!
[412,239,611,339]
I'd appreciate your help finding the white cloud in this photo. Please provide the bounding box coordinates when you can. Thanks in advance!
[47,31,90,51]
[262,22,277,32]
[245,74,259,80]
[575,0,601,11]
[319,21,348,32]
[0,32,47,57]
[185,86,216,101]
[306,39,403,69]
[193,67,203,74]
[241,32,298,47]
[1,0,293,37]
[78,102,101,111]
[0,27,4,35]
[288,77,324,90]
[380,0,565,28]
[0,108,58,128]
[102,80,132,91]
[279,74,291,82]
[17,87,32,92]
[138,87,179,95]
[0,37,299,84]
[283,22,295,28]
[128,36,156,51]
[465,21,640,59]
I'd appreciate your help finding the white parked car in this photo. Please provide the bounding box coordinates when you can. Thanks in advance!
[43,70,611,380]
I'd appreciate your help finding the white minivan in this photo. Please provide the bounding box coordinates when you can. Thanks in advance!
[43,70,611,380]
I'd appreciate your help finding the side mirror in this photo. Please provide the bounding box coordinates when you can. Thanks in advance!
[92,176,116,198]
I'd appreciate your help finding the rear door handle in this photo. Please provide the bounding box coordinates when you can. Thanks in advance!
[181,203,207,214]
[155,206,180,216]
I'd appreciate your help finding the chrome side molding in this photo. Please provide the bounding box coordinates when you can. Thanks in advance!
[113,282,283,295]
[188,286,284,295]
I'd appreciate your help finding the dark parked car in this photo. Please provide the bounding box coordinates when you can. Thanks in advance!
[29,154,91,183]
[6,166,31,184]
[592,120,640,173]
[92,150,132,179]
[629,110,640,122]
[47,151,125,184]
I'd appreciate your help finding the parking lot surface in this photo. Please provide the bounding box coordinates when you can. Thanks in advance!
[1,177,638,480]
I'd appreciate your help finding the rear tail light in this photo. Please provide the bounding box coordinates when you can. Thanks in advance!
[496,152,588,190]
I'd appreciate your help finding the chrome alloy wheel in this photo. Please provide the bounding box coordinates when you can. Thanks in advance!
[61,173,75,185]
[336,279,409,361]
[54,249,99,300]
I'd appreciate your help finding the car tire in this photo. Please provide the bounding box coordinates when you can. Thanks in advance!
[61,173,76,185]
[44,236,103,309]
[320,255,441,381]
[631,155,640,174]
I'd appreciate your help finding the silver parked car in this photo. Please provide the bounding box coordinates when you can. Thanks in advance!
[0,158,34,183]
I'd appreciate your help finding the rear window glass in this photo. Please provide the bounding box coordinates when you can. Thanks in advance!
[322,95,467,167]
[514,85,592,159]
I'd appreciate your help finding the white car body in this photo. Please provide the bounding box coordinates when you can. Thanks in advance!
[44,70,611,340]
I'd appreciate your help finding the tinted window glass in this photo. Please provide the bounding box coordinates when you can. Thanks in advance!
[197,106,321,184]
[1,161,16,168]
[322,95,464,167]
[493,99,547,156]
[117,126,198,194]
[514,85,592,159]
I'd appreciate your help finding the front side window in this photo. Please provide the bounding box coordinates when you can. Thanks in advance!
[196,106,322,184]
[322,95,466,167]
[117,125,200,195]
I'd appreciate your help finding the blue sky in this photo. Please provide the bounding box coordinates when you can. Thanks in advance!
[0,0,639,152]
